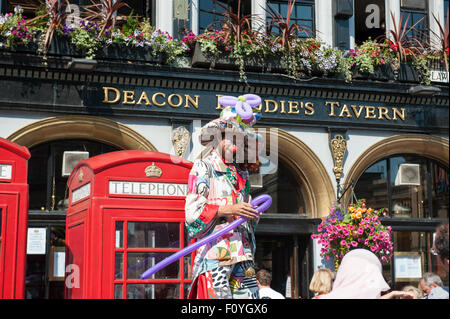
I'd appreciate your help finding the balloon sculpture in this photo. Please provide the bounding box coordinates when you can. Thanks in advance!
[140,194,272,279]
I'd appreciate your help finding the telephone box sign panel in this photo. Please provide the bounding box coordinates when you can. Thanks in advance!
[0,164,12,180]
[71,182,91,203]
[109,180,188,197]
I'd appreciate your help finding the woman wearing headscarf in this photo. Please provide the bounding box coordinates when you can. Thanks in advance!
[320,248,391,299]
[185,94,264,299]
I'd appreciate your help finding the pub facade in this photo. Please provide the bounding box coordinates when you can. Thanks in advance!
[0,0,448,298]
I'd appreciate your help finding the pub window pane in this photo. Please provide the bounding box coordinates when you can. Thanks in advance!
[390,156,430,218]
[267,0,315,38]
[127,252,180,279]
[199,0,248,33]
[355,155,449,220]
[400,0,428,45]
[28,140,119,211]
[127,222,180,248]
[251,161,305,214]
[430,162,449,219]
[173,0,191,40]
[390,231,449,290]
[354,159,389,211]
[126,283,179,299]
[354,0,386,45]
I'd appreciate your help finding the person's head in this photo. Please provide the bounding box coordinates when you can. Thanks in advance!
[433,222,449,274]
[401,285,423,299]
[309,268,334,295]
[256,269,272,288]
[199,94,263,164]
[420,272,443,296]
[320,249,390,299]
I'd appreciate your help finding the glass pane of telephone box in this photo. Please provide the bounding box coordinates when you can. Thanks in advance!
[127,222,180,248]
[126,283,180,299]
[127,252,180,279]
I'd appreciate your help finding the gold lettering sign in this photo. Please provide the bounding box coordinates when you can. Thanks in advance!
[101,87,408,123]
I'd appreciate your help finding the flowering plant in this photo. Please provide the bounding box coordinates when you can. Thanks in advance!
[312,199,393,271]
[348,39,396,74]
[0,7,33,50]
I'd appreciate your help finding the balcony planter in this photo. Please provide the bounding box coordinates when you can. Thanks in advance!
[96,43,165,64]
[396,62,420,83]
[352,64,395,81]
[47,33,84,57]
[0,35,38,54]
[264,55,287,73]
[192,42,237,69]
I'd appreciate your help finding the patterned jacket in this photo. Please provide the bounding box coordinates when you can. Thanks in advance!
[185,150,259,278]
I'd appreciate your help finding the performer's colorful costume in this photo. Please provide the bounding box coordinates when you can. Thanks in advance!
[185,94,263,299]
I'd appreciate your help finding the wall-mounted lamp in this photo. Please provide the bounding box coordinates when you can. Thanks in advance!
[67,58,97,72]
[407,85,441,96]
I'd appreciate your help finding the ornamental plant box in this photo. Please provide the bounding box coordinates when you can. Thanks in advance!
[396,62,420,83]
[96,43,165,64]
[191,42,263,71]
[0,35,38,54]
[47,34,84,57]
[352,64,395,82]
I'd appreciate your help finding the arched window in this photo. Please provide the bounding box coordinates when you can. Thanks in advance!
[354,154,449,219]
[251,160,306,215]
[354,154,449,290]
[28,139,120,212]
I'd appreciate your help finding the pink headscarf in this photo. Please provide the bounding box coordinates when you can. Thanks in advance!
[321,249,390,299]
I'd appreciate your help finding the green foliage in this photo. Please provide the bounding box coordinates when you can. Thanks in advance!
[70,27,101,59]
[121,10,139,36]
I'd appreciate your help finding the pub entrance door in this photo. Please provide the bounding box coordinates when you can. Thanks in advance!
[254,234,313,299]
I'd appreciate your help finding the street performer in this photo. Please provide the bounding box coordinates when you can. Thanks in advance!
[185,94,263,299]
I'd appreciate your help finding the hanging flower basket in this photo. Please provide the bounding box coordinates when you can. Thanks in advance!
[312,199,393,272]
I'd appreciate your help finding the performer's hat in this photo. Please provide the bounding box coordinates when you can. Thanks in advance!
[199,94,263,147]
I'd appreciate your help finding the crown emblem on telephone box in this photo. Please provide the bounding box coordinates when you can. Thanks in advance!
[145,162,162,178]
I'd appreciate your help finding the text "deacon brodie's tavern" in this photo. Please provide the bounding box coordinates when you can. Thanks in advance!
[101,86,407,121]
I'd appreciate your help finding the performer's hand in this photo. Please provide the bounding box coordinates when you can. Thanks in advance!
[217,202,259,220]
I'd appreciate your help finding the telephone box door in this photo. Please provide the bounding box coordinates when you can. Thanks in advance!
[102,206,191,299]
[0,138,30,299]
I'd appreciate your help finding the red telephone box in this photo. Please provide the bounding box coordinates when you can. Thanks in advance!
[65,150,193,299]
[0,137,30,299]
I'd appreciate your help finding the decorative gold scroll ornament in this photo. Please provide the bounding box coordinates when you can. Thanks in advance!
[330,134,347,180]
[171,126,191,158]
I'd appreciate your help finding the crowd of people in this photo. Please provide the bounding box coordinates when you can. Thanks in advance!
[253,222,449,299]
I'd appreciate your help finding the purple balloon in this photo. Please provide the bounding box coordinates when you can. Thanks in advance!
[140,194,272,279]
[235,101,253,120]
[243,94,262,108]
[218,96,238,107]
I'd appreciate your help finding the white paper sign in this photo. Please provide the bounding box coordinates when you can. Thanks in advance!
[0,164,12,180]
[430,70,449,83]
[27,228,47,255]
[394,254,422,279]
[71,183,91,202]
[53,251,66,278]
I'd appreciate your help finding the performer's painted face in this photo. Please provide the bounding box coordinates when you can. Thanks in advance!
[219,132,259,165]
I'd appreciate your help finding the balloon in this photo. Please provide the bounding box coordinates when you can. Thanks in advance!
[243,94,262,108]
[140,194,272,279]
[235,101,253,120]
[218,96,238,107]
